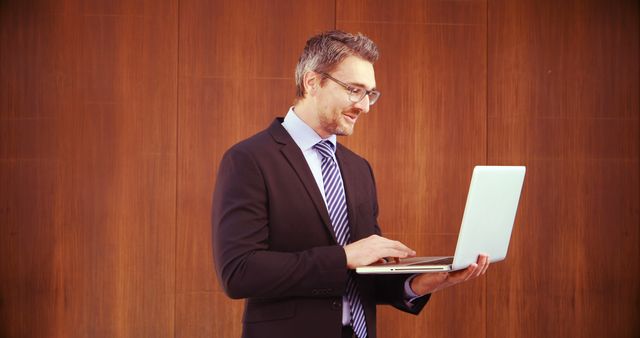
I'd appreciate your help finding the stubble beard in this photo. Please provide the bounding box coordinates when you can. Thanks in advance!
[318,109,355,137]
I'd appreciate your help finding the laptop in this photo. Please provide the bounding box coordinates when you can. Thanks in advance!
[356,166,526,274]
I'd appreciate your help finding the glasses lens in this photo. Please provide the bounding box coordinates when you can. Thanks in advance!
[368,91,380,105]
[348,88,365,103]
[348,88,381,106]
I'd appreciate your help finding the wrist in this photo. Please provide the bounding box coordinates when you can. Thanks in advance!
[404,275,421,298]
[410,275,427,295]
[343,244,355,269]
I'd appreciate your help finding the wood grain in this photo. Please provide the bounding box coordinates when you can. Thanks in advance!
[0,1,178,337]
[1,0,638,337]
[337,1,488,337]
[487,0,640,337]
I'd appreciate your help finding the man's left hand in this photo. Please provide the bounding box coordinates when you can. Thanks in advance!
[409,254,490,296]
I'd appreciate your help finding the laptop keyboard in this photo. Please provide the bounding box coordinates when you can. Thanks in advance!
[407,256,453,266]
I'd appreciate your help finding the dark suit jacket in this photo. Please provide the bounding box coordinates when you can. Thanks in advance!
[212,118,429,338]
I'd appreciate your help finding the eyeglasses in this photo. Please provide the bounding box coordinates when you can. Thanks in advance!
[320,72,381,106]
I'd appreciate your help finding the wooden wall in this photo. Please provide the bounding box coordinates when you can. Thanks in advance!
[1,1,179,337]
[1,0,637,337]
[487,1,639,337]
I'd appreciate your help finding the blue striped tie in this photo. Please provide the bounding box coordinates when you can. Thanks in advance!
[314,140,368,338]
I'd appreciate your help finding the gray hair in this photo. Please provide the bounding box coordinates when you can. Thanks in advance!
[294,30,379,99]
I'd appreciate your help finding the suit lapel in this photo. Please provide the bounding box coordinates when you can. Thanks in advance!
[268,119,336,242]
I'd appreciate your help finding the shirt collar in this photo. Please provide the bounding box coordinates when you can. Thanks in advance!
[282,107,337,152]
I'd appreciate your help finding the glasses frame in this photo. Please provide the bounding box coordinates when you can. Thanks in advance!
[319,72,381,106]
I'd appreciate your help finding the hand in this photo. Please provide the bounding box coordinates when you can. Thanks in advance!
[343,235,416,269]
[410,254,490,295]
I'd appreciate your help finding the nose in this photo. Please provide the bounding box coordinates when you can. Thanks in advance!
[354,95,370,113]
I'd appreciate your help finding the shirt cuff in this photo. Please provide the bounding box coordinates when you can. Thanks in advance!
[403,274,427,304]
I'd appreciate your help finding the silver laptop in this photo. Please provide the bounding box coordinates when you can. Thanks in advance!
[356,166,526,274]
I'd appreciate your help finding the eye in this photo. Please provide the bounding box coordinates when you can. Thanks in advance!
[348,86,365,96]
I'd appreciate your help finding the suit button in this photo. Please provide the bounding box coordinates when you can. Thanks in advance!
[331,300,342,310]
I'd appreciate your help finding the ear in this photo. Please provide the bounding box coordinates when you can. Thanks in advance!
[303,71,320,97]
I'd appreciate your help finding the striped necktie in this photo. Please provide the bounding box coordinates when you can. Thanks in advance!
[314,140,368,338]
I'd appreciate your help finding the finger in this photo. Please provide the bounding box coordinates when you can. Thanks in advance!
[380,248,414,259]
[465,263,479,280]
[380,257,400,264]
[450,264,474,283]
[356,236,417,264]
[468,262,487,280]
[477,254,489,275]
[474,254,489,277]
[360,248,411,266]
[376,237,416,256]
[478,254,489,264]
[386,248,413,258]
[481,261,490,275]
[388,241,416,256]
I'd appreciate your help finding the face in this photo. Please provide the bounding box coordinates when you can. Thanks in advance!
[312,56,376,138]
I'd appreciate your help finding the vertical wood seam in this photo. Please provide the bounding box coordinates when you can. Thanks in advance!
[174,0,181,337]
[485,1,490,338]
[486,0,490,167]
[334,0,337,29]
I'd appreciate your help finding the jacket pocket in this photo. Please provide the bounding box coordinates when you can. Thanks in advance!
[243,298,296,323]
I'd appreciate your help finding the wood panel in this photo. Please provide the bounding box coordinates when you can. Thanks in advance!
[488,0,640,337]
[2,0,638,337]
[175,0,335,336]
[1,3,63,337]
[0,1,178,337]
[337,1,487,337]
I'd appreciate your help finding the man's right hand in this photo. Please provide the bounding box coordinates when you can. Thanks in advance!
[343,235,416,269]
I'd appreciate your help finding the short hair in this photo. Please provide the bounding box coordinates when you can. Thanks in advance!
[294,30,379,99]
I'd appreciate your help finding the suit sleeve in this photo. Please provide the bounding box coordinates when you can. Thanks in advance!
[212,146,348,299]
[372,274,430,314]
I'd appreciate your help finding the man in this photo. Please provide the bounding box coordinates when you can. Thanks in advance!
[212,30,489,338]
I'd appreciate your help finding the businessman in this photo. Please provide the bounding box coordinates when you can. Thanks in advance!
[212,30,489,338]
